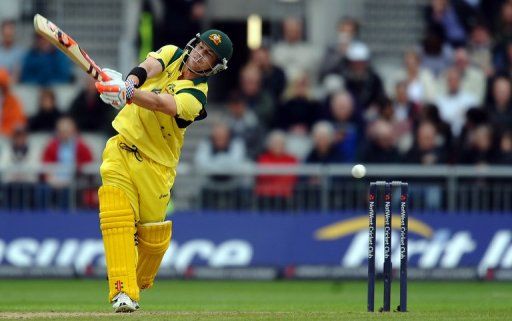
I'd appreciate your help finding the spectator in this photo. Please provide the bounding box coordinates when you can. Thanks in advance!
[68,77,116,135]
[328,91,360,162]
[419,104,453,151]
[0,126,38,209]
[467,23,493,76]
[425,0,467,47]
[275,73,319,133]
[392,81,418,125]
[439,47,486,103]
[394,49,437,104]
[492,39,512,77]
[495,1,512,44]
[0,68,26,137]
[301,121,344,208]
[195,122,246,172]
[380,83,417,153]
[0,126,38,176]
[487,76,512,132]
[255,130,298,210]
[41,117,93,209]
[497,130,512,163]
[319,17,360,80]
[239,64,274,128]
[42,116,93,175]
[225,91,262,160]
[271,17,320,82]
[404,121,445,210]
[194,122,246,209]
[305,121,344,164]
[29,88,62,132]
[405,121,447,164]
[459,107,489,151]
[459,124,497,164]
[490,1,512,75]
[343,42,384,110]
[360,119,400,163]
[0,20,25,81]
[420,29,454,76]
[249,45,287,104]
[20,33,72,85]
[435,68,478,137]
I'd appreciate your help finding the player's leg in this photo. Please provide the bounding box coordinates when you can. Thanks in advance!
[98,186,139,307]
[99,135,140,311]
[136,221,172,289]
[132,157,175,290]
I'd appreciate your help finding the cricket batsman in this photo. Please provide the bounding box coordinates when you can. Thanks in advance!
[94,30,233,312]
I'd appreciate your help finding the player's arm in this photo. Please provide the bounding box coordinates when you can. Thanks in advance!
[126,45,180,87]
[125,57,162,87]
[130,90,177,116]
[95,69,178,115]
[129,84,205,122]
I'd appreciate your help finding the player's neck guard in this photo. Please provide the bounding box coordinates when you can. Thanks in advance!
[184,34,228,77]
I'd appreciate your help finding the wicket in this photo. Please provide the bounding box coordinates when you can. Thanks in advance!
[367,181,408,313]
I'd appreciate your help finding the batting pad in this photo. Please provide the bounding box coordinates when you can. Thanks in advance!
[136,220,172,289]
[99,185,139,302]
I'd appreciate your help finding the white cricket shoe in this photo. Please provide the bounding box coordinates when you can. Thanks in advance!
[112,292,140,313]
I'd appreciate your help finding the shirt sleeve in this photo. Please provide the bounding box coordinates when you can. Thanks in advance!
[146,45,179,71]
[174,91,203,122]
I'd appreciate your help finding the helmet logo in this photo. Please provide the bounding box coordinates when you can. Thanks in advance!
[209,33,222,46]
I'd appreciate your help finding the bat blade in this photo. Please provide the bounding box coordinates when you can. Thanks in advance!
[33,14,110,81]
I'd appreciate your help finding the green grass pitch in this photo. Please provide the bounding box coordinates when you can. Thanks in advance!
[0,279,510,320]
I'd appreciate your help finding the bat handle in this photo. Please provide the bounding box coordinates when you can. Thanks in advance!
[99,71,111,82]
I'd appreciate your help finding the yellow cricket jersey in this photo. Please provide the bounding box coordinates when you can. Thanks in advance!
[112,45,208,168]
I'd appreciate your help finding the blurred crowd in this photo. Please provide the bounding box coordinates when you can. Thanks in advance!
[0,19,116,209]
[2,0,512,210]
[201,1,512,173]
[194,0,512,209]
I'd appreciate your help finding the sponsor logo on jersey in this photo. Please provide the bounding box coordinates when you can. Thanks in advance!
[167,83,176,94]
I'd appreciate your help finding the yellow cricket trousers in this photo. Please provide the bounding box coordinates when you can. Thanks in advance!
[100,134,175,223]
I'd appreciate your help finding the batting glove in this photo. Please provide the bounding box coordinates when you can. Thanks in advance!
[95,68,135,109]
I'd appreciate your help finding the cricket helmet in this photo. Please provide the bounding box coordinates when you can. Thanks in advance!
[185,29,233,76]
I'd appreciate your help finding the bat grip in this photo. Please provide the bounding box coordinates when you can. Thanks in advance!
[99,71,111,82]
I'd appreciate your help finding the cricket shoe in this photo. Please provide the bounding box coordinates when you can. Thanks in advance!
[112,292,140,313]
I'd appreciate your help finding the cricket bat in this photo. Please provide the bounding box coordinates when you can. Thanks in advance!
[33,14,110,81]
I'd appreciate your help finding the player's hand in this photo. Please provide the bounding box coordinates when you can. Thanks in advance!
[95,68,126,109]
[95,68,134,109]
[101,68,123,81]
[96,80,127,109]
